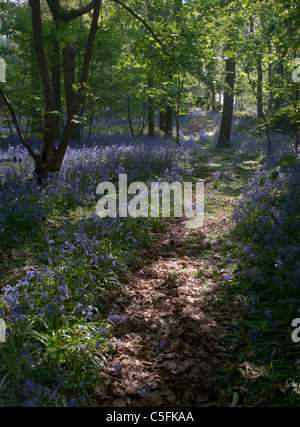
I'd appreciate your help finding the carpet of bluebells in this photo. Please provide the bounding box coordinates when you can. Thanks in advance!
[0,111,299,406]
[228,150,300,403]
[0,132,200,406]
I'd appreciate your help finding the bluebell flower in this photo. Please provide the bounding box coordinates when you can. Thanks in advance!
[140,386,151,395]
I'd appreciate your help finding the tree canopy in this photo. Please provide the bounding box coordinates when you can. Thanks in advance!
[0,0,299,175]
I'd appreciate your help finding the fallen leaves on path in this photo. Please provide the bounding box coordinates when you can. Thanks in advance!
[94,218,244,407]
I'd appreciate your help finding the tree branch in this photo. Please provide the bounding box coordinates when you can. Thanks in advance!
[0,87,46,174]
[46,0,95,22]
[112,0,180,69]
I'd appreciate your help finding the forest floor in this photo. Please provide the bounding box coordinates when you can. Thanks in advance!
[93,127,263,407]
[94,219,238,407]
[3,109,294,407]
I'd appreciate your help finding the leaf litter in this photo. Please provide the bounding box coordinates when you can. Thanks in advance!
[93,215,252,407]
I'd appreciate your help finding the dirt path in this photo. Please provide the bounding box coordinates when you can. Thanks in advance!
[94,202,243,407]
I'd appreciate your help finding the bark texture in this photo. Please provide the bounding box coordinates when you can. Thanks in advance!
[217,57,236,148]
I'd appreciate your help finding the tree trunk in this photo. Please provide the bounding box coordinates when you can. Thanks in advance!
[52,20,62,138]
[267,41,273,113]
[206,50,218,113]
[32,0,101,177]
[145,1,155,139]
[54,0,101,170]
[294,50,299,151]
[274,44,286,111]
[165,104,173,137]
[148,77,155,138]
[127,93,135,137]
[31,0,57,177]
[5,0,101,180]
[217,57,236,148]
[257,53,263,119]
[210,82,217,113]
[28,1,41,133]
[63,42,81,142]
[159,110,166,132]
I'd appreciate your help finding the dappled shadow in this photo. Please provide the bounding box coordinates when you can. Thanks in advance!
[93,218,251,407]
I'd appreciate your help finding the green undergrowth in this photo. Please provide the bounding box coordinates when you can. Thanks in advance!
[198,150,300,407]
[0,111,297,406]
[0,200,167,406]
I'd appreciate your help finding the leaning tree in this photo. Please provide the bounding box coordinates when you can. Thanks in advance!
[0,0,101,179]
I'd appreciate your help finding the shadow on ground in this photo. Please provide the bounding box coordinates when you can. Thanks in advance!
[93,219,252,407]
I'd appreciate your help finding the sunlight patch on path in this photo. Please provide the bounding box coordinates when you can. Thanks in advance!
[94,215,240,407]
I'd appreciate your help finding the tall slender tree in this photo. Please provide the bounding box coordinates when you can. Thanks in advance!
[217,50,236,148]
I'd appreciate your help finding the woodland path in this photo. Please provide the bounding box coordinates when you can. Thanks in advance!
[94,196,246,407]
